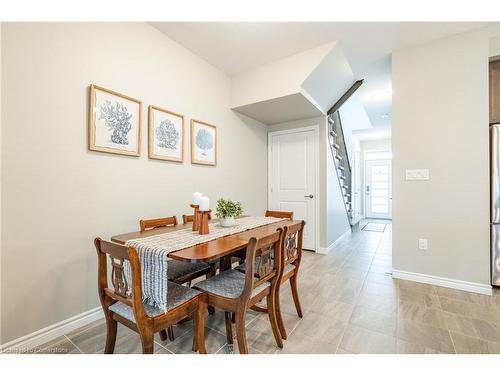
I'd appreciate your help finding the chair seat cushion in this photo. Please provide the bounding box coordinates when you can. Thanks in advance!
[167,259,211,282]
[109,281,201,322]
[283,263,296,275]
[235,259,296,275]
[194,269,270,299]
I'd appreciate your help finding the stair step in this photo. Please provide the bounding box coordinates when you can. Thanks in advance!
[338,165,345,171]
[343,185,349,189]
[329,130,338,137]
[344,193,351,197]
[335,155,342,160]
[339,175,346,180]
[332,143,340,149]
[328,117,334,124]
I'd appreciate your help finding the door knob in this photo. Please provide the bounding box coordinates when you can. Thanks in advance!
[304,194,314,198]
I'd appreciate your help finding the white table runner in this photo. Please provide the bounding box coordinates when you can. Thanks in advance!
[124,216,285,311]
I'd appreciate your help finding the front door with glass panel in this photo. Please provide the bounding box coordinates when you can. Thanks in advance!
[365,159,392,219]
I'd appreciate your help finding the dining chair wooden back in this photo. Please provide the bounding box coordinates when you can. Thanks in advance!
[182,213,211,224]
[94,237,207,354]
[265,210,294,220]
[281,220,304,269]
[242,229,283,301]
[274,220,305,340]
[140,216,177,231]
[193,229,284,353]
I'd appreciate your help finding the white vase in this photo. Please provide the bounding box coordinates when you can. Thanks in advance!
[220,217,236,227]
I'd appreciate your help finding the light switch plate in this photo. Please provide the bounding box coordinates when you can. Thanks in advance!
[406,169,429,180]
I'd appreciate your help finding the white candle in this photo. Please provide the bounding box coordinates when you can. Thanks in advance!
[192,192,202,205]
[199,196,210,211]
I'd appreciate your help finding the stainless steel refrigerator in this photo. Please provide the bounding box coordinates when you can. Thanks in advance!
[491,124,500,286]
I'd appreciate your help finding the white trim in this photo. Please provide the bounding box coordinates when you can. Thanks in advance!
[317,228,352,254]
[268,125,320,253]
[392,269,492,296]
[0,307,103,351]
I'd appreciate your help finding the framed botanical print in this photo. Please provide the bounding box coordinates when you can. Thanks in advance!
[88,84,142,156]
[191,119,217,166]
[148,105,184,162]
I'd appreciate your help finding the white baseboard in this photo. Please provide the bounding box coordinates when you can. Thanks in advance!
[317,228,352,254]
[0,306,103,352]
[392,269,492,296]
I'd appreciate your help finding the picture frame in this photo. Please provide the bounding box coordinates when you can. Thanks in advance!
[88,84,142,157]
[190,119,217,166]
[148,105,185,162]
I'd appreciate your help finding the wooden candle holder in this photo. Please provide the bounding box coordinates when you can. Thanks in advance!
[190,204,200,231]
[198,210,212,235]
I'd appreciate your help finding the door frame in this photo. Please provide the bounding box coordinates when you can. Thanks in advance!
[364,157,392,219]
[267,125,320,252]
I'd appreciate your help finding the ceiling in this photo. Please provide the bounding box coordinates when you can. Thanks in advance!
[151,22,491,129]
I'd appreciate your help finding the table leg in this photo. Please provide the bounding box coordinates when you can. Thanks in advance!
[219,255,232,272]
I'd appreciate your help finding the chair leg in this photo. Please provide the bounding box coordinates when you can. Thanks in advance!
[224,312,234,345]
[235,310,248,354]
[104,316,117,354]
[290,274,303,318]
[275,284,287,340]
[206,266,217,315]
[139,329,154,354]
[250,304,268,314]
[208,264,217,278]
[267,292,284,348]
[193,299,207,354]
[159,329,168,341]
[167,326,175,341]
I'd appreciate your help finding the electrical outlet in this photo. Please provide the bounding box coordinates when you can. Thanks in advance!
[418,238,428,251]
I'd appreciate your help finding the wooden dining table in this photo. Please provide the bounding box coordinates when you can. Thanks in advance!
[111,218,301,268]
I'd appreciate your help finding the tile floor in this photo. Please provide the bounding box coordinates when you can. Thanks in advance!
[19,221,500,354]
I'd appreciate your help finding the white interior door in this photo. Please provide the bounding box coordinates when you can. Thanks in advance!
[269,127,317,251]
[365,159,392,219]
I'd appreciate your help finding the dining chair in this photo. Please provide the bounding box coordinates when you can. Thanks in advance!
[274,221,305,339]
[94,238,207,354]
[140,216,213,286]
[182,212,211,224]
[183,213,217,276]
[265,210,294,220]
[193,230,284,354]
[140,216,213,341]
[235,220,305,340]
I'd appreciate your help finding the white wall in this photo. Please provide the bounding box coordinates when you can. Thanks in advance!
[490,35,500,58]
[0,23,268,344]
[338,93,373,164]
[301,43,353,113]
[231,43,333,109]
[392,28,490,286]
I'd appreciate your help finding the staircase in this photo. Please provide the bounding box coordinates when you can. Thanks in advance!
[328,111,353,226]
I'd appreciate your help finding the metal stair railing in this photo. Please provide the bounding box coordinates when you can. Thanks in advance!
[327,111,353,226]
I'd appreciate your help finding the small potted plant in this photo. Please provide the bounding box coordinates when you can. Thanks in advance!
[215,198,243,227]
